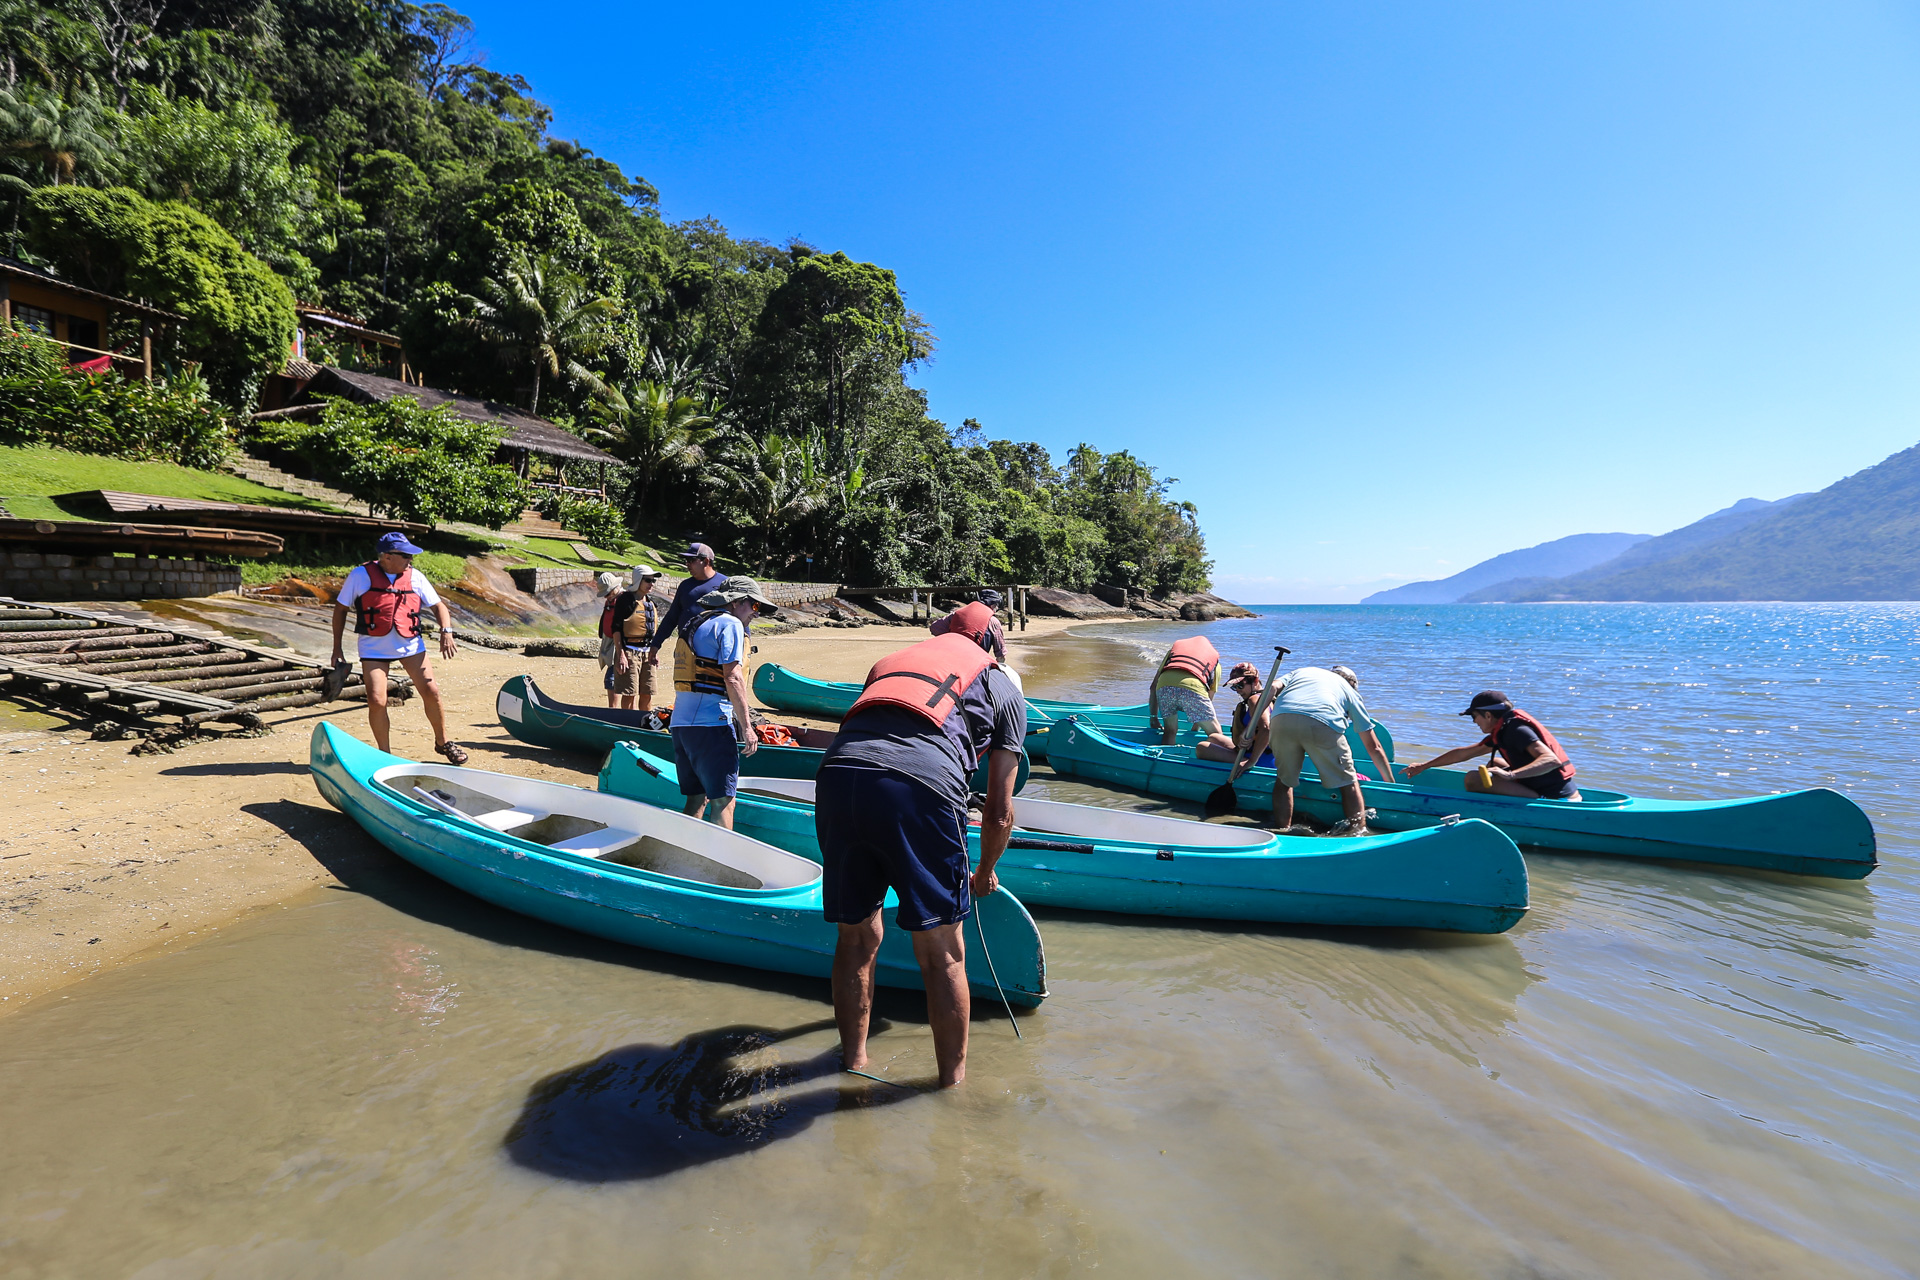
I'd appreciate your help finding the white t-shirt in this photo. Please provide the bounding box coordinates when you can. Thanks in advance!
[337,564,443,660]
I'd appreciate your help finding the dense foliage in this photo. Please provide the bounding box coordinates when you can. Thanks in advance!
[253,396,526,527]
[0,323,234,467]
[534,490,627,551]
[1,0,1212,589]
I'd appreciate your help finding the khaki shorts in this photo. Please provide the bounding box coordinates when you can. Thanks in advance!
[1268,712,1358,788]
[605,647,655,698]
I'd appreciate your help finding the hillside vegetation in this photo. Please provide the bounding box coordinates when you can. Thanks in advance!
[1,1,1211,594]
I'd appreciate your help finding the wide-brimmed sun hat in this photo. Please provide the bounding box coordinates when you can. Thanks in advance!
[713,576,776,611]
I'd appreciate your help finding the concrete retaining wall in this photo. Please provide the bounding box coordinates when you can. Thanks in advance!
[0,551,241,600]
[507,566,843,608]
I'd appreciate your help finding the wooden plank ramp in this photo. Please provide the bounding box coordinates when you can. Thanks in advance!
[62,491,428,539]
[0,597,410,736]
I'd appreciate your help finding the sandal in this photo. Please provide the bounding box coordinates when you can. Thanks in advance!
[435,741,470,765]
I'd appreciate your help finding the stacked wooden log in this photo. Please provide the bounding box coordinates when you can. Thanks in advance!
[0,599,411,731]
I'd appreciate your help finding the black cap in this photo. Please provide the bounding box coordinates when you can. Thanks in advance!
[1459,690,1512,717]
[977,589,1003,608]
[681,542,715,562]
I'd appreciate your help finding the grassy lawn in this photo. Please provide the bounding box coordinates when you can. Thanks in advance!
[1,445,663,588]
[0,444,347,520]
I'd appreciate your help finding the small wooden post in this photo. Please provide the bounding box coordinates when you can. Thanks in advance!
[911,587,920,622]
[1,279,11,327]
[141,321,153,383]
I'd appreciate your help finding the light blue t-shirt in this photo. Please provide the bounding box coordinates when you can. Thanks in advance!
[671,610,746,727]
[1270,667,1374,733]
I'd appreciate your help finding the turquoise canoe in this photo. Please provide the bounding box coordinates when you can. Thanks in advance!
[1045,718,1878,879]
[751,662,1396,762]
[496,675,1032,791]
[600,742,1530,933]
[309,721,1048,1005]
[753,662,1063,757]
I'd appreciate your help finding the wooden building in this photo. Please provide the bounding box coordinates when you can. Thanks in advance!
[0,256,178,380]
[254,364,622,498]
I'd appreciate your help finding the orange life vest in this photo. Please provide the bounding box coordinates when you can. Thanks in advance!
[353,562,422,638]
[849,632,997,728]
[1162,636,1220,687]
[1483,708,1577,779]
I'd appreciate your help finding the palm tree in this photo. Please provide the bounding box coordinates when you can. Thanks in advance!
[461,248,622,416]
[584,378,722,521]
[0,86,108,186]
[712,432,827,575]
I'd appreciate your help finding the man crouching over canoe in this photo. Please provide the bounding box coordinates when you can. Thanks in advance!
[1230,664,1395,835]
[816,602,1026,1088]
[1405,690,1581,801]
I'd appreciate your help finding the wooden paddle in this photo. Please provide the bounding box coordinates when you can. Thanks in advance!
[1204,645,1289,816]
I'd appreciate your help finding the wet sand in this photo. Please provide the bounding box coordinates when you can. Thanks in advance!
[0,616,1097,1015]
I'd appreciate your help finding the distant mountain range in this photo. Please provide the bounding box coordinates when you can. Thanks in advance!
[1359,437,1920,602]
[1362,533,1651,605]
[1458,494,1811,601]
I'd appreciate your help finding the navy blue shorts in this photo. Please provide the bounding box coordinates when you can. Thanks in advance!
[815,765,972,931]
[671,724,739,800]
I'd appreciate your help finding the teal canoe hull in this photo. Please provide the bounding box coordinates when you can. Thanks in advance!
[496,674,1032,792]
[308,720,1048,1005]
[1044,718,1878,879]
[751,663,1394,763]
[753,662,1059,757]
[600,742,1530,933]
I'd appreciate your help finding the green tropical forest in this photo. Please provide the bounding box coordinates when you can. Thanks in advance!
[0,0,1212,592]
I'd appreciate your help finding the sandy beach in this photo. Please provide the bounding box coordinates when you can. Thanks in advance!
[0,615,1097,1017]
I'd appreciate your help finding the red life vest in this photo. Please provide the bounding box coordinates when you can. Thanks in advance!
[849,633,997,728]
[1483,708,1577,779]
[353,562,423,638]
[1162,637,1220,687]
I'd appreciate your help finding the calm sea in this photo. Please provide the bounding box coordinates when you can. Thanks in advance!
[1,603,1915,1278]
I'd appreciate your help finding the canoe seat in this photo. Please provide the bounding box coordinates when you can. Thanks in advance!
[472,806,549,833]
[549,827,641,858]
[597,834,765,890]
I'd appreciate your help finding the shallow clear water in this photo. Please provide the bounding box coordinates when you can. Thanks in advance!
[3,604,1917,1277]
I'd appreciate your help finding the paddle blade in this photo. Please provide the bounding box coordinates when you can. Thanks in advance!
[1203,780,1239,816]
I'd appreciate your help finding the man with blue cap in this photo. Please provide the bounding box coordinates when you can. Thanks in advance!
[330,531,466,763]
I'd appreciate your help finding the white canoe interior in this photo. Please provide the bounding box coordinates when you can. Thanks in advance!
[735,777,1273,849]
[374,763,822,892]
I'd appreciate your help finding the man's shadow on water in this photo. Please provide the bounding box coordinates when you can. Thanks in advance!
[504,1018,931,1181]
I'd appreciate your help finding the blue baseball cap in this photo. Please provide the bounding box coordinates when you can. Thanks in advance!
[377,531,425,556]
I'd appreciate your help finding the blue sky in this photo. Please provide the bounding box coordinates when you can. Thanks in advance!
[457,0,1920,601]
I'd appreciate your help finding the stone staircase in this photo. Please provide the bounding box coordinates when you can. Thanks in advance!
[224,453,366,513]
[499,508,584,539]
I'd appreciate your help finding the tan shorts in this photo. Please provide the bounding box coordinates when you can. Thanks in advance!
[606,648,655,698]
[1268,712,1358,788]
